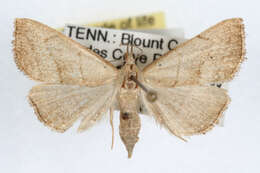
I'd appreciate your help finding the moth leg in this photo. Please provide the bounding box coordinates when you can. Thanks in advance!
[110,107,115,150]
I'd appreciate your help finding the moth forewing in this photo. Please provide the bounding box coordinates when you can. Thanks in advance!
[143,18,245,87]
[13,18,119,86]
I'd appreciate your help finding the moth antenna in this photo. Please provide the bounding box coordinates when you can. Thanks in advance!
[134,46,143,63]
[126,43,129,55]
[130,44,133,55]
[134,45,143,54]
[110,107,115,150]
[119,43,143,63]
[119,42,130,55]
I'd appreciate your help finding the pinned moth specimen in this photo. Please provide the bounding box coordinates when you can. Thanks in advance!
[13,18,245,158]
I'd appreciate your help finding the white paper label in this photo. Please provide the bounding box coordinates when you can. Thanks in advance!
[63,24,185,69]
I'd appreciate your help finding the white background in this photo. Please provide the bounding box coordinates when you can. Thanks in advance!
[1,0,259,173]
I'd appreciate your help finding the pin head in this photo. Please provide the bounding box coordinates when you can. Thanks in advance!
[146,91,157,102]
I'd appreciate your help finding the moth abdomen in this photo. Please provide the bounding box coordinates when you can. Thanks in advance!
[119,111,141,158]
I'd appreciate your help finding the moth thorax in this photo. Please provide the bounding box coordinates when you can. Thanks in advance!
[124,72,137,89]
[119,111,140,158]
[125,81,135,89]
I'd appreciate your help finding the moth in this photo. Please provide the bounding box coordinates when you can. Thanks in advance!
[13,18,245,158]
